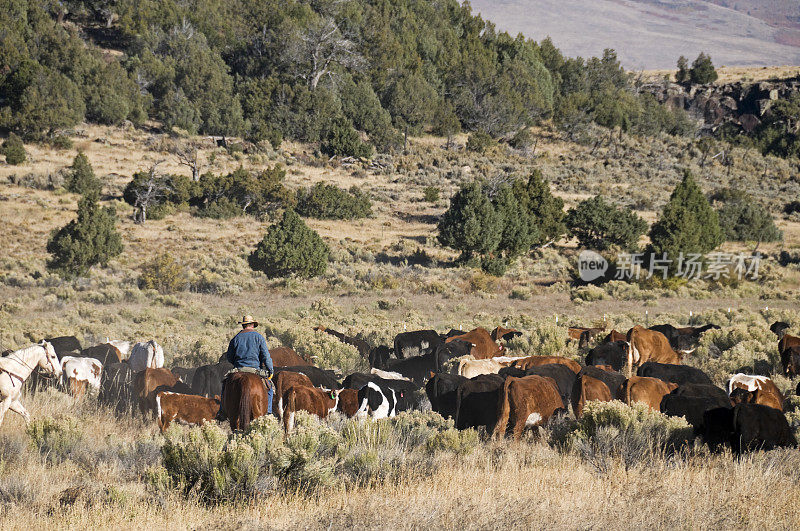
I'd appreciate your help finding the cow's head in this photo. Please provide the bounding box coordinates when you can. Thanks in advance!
[729,387,755,406]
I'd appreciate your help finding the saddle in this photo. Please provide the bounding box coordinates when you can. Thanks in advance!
[224,367,274,391]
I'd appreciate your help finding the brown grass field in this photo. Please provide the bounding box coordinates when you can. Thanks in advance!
[1,115,800,528]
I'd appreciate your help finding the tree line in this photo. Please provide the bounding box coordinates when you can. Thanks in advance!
[1,0,695,153]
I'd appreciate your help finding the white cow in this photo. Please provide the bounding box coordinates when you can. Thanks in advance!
[369,368,411,381]
[457,356,528,379]
[60,356,103,397]
[727,373,772,395]
[128,340,165,372]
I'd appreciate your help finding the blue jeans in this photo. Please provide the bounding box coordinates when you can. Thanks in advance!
[267,384,273,415]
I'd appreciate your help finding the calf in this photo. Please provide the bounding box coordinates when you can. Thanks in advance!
[336,388,360,417]
[491,326,522,342]
[134,368,178,417]
[454,374,505,431]
[355,381,398,419]
[511,355,581,374]
[156,392,220,433]
[493,375,563,440]
[426,372,468,420]
[618,376,677,411]
[727,373,784,411]
[571,366,626,418]
[60,356,103,398]
[637,361,712,386]
[586,341,627,371]
[283,385,340,432]
[603,330,627,343]
[343,373,422,412]
[704,404,797,454]
[171,366,197,384]
[781,341,800,376]
[273,371,314,419]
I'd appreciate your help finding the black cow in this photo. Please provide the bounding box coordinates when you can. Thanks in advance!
[45,336,82,359]
[648,324,718,351]
[770,321,791,339]
[577,365,626,397]
[669,383,729,402]
[346,374,421,411]
[637,362,712,386]
[81,343,123,366]
[171,366,197,385]
[377,344,460,384]
[703,404,797,454]
[393,330,443,359]
[191,360,233,397]
[585,341,627,371]
[99,362,134,414]
[368,345,393,369]
[498,363,575,410]
[153,380,195,398]
[426,373,467,419]
[660,388,731,435]
[454,374,505,431]
[356,382,399,418]
[274,365,340,390]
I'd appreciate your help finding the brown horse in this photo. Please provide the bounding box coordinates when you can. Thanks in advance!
[222,372,270,431]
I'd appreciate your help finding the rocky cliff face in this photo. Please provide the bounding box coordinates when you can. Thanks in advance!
[642,78,800,133]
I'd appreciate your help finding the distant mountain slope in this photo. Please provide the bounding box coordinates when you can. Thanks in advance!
[469,0,800,69]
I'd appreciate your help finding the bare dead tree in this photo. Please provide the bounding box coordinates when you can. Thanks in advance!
[171,141,202,181]
[286,16,365,90]
[131,161,169,224]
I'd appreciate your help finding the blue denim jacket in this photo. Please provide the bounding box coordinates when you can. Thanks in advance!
[226,330,273,373]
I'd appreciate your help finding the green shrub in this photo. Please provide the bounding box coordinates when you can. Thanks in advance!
[438,181,502,259]
[566,195,647,250]
[195,197,241,219]
[512,169,566,245]
[296,183,372,220]
[422,186,440,203]
[716,197,782,243]
[648,170,723,272]
[2,133,26,165]
[139,254,187,293]
[249,209,329,279]
[553,401,693,470]
[689,52,718,84]
[50,134,73,150]
[46,192,123,278]
[466,131,494,153]
[64,152,102,196]
[26,416,83,463]
[321,116,373,158]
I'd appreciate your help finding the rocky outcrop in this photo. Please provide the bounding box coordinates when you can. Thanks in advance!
[642,78,800,133]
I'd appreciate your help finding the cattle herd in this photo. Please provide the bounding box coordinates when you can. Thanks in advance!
[2,321,799,456]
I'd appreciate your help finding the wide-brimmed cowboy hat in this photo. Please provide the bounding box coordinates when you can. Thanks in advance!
[238,315,258,327]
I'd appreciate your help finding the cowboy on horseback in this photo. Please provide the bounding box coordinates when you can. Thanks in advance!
[217,315,274,419]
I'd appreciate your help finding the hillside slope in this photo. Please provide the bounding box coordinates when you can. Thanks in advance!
[470,0,800,69]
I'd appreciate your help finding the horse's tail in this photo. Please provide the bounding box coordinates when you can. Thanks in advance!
[283,387,297,433]
[237,375,253,431]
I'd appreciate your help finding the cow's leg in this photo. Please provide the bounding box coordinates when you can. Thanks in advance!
[8,399,31,424]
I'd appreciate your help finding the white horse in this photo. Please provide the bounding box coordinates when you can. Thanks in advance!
[0,341,61,426]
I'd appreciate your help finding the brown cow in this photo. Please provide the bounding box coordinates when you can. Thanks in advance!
[778,334,800,376]
[626,326,683,377]
[784,346,800,377]
[492,375,563,440]
[283,385,340,432]
[272,370,313,419]
[569,326,606,348]
[618,376,678,411]
[604,330,627,343]
[490,327,522,342]
[271,346,311,367]
[728,374,784,411]
[133,368,178,417]
[511,355,581,374]
[156,392,220,433]
[445,328,503,359]
[336,388,360,417]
